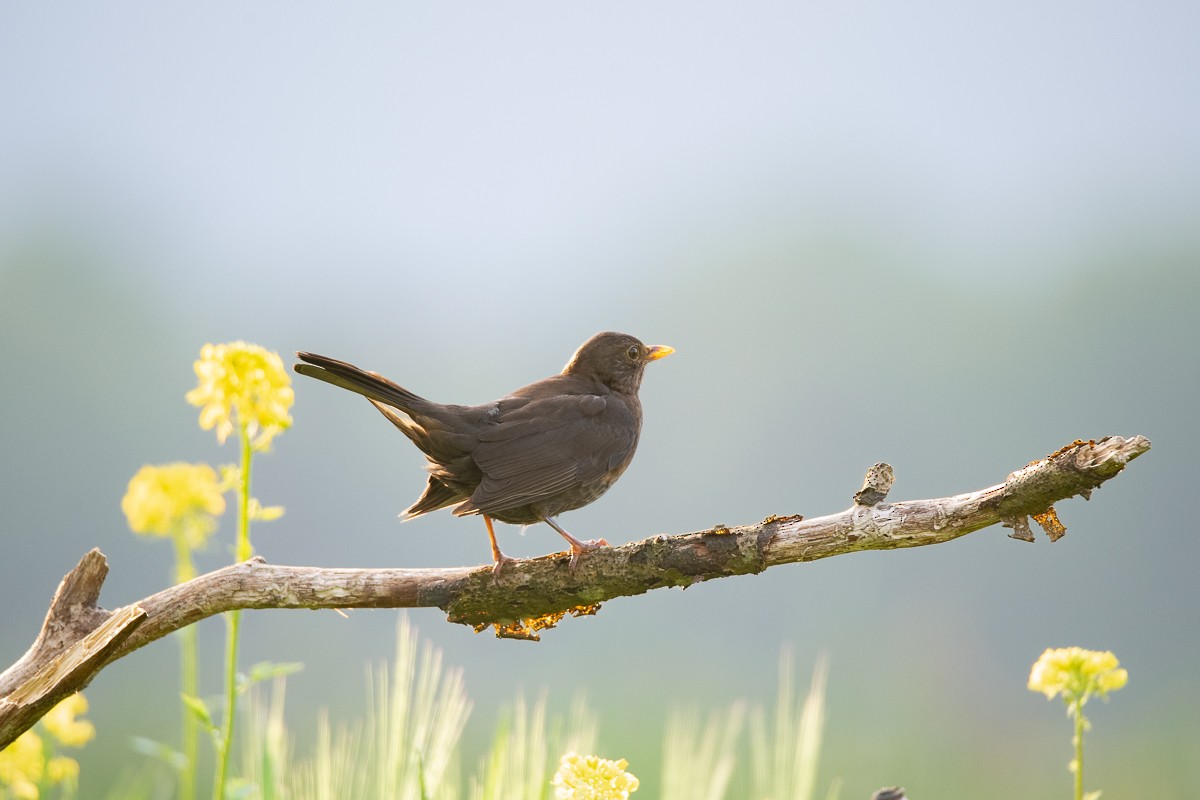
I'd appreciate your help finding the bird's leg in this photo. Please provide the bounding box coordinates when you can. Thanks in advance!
[484,515,516,577]
[541,515,609,570]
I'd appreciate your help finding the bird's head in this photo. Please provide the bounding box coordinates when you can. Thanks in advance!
[562,331,674,394]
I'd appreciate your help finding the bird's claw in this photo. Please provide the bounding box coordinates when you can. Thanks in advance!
[491,553,519,580]
[568,538,609,571]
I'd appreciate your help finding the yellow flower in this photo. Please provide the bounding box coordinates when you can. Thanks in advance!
[41,693,96,749]
[185,341,294,450]
[122,462,225,546]
[1028,647,1129,704]
[0,729,44,799]
[0,697,92,797]
[551,751,640,800]
[46,757,80,786]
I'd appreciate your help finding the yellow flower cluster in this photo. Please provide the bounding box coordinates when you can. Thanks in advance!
[0,694,94,799]
[121,462,225,546]
[41,693,96,748]
[0,731,43,799]
[551,752,640,800]
[186,341,294,450]
[1028,647,1129,703]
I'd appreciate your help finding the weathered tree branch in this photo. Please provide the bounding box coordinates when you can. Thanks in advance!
[0,435,1149,748]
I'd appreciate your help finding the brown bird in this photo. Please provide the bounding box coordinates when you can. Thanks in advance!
[294,331,673,571]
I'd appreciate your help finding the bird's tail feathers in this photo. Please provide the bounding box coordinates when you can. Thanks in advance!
[401,476,463,519]
[294,351,429,412]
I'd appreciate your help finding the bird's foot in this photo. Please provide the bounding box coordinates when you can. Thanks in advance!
[483,515,519,579]
[491,552,519,579]
[568,537,609,571]
[541,515,609,571]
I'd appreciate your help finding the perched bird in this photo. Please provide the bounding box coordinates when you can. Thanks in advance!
[294,332,673,571]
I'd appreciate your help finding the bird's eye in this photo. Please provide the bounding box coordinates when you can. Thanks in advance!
[626,344,640,360]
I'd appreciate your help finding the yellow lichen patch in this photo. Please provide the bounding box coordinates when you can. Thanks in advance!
[1033,507,1067,541]
[1023,439,1096,469]
[1047,439,1095,460]
[476,604,605,641]
[762,513,804,525]
[494,621,543,641]
[568,603,601,618]
[527,609,570,632]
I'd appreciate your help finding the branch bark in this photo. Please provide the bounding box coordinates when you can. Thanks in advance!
[0,434,1150,748]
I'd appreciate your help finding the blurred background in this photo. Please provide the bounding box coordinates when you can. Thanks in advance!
[2,1,1197,796]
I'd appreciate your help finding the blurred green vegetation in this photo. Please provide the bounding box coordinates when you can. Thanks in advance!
[85,618,831,800]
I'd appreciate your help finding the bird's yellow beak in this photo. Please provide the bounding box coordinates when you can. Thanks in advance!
[644,345,674,362]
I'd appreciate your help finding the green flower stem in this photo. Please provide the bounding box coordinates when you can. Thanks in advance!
[235,432,254,563]
[214,431,254,800]
[37,732,52,797]
[214,609,240,800]
[172,529,199,800]
[172,527,198,585]
[1072,703,1085,800]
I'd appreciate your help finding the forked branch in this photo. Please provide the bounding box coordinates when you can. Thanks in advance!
[0,435,1150,748]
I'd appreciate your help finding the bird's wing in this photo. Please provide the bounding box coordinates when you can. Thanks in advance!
[461,393,639,516]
